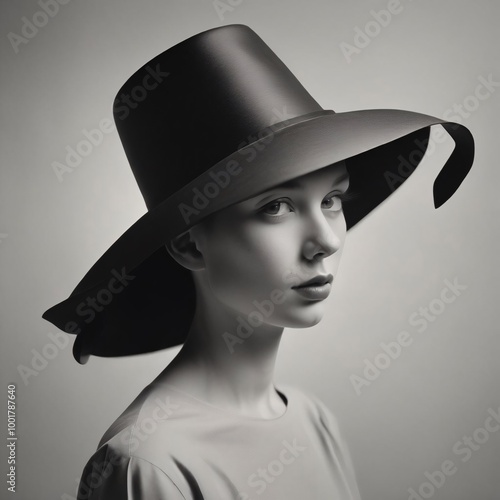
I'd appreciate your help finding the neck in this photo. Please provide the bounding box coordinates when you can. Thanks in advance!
[156,283,286,417]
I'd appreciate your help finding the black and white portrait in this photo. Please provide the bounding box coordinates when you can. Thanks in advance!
[1,1,498,499]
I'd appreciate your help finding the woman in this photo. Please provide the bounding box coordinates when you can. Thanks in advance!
[42,24,474,499]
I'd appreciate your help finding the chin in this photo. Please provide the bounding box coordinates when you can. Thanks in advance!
[273,306,326,329]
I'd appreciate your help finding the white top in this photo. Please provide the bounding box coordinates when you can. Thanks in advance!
[76,382,362,499]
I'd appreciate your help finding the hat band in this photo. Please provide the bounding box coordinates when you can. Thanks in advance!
[236,109,335,145]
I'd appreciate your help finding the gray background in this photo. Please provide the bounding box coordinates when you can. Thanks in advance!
[1,0,498,499]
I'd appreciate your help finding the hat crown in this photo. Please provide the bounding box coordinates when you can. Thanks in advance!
[113,24,322,210]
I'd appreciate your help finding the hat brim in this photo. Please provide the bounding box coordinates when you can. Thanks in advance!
[41,109,474,363]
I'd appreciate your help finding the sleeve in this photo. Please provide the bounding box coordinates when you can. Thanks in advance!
[76,444,187,500]
[308,393,363,500]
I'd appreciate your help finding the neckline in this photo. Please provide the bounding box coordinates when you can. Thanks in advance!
[152,382,290,422]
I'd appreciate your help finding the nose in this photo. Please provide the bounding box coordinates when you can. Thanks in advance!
[302,209,345,262]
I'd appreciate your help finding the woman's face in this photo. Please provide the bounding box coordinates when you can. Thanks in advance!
[190,161,349,328]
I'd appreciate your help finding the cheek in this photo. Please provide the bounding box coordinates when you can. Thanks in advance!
[202,227,297,305]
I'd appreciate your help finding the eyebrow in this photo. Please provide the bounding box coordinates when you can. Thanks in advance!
[262,171,350,193]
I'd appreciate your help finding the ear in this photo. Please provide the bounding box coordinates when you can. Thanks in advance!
[164,229,205,271]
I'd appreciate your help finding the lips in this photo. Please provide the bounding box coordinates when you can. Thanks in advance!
[292,274,333,288]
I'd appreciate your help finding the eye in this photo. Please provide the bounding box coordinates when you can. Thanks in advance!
[322,194,343,212]
[261,199,293,217]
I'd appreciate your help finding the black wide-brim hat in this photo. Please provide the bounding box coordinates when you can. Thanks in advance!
[42,24,474,364]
